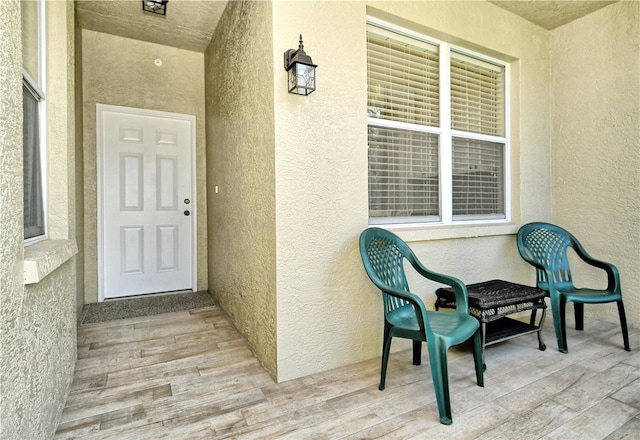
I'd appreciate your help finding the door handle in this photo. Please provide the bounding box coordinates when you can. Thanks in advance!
[184,210,191,216]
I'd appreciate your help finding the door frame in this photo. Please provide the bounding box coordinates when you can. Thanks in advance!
[96,104,197,302]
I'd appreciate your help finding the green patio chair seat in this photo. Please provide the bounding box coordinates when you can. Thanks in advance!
[516,222,630,353]
[359,227,484,425]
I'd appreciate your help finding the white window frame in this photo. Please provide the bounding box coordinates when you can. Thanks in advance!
[367,18,511,227]
[23,0,47,244]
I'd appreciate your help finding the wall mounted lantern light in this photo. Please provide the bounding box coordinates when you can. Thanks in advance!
[142,0,168,16]
[283,35,317,96]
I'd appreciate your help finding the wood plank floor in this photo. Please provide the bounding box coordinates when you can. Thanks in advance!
[55,305,640,439]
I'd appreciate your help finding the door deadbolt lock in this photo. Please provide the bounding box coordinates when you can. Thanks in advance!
[184,210,191,216]
[184,198,190,204]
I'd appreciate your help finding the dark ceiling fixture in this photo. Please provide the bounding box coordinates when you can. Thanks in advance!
[142,0,168,16]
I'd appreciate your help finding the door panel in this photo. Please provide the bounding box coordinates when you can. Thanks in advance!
[157,155,178,210]
[99,107,194,299]
[121,154,144,210]
[121,226,144,274]
[157,225,178,272]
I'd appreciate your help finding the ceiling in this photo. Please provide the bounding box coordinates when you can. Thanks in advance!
[488,0,616,30]
[75,1,618,52]
[75,0,229,52]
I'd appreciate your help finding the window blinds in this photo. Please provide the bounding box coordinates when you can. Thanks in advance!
[452,137,504,218]
[367,25,440,222]
[367,25,440,127]
[450,52,505,218]
[366,21,507,223]
[368,126,439,220]
[450,50,505,137]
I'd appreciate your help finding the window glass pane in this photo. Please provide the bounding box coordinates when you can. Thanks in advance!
[451,51,504,137]
[367,25,440,128]
[23,84,45,239]
[368,126,439,222]
[21,0,40,84]
[452,137,504,218]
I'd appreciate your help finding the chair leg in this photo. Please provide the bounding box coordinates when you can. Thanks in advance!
[379,325,392,391]
[471,329,484,387]
[480,321,487,371]
[617,301,631,352]
[427,338,452,425]
[574,302,584,330]
[550,294,568,353]
[536,306,547,351]
[412,340,422,365]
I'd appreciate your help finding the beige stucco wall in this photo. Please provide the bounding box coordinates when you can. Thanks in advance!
[75,21,85,316]
[272,1,552,381]
[205,0,278,378]
[0,2,27,435]
[550,1,640,329]
[48,0,76,242]
[0,1,78,438]
[81,30,208,303]
[203,0,637,383]
[20,0,38,81]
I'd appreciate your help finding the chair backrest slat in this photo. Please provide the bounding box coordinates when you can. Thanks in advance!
[519,223,574,288]
[363,233,412,313]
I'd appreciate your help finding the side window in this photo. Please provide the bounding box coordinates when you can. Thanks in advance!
[22,0,46,241]
[367,20,508,225]
[23,82,45,239]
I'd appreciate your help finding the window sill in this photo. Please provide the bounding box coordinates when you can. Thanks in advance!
[383,222,520,243]
[24,239,78,285]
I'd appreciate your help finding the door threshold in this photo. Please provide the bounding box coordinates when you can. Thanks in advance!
[103,289,194,302]
[81,290,214,324]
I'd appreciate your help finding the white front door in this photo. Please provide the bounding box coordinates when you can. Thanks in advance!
[98,105,195,300]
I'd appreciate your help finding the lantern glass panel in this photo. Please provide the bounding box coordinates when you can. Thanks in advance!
[296,63,315,89]
[288,62,315,95]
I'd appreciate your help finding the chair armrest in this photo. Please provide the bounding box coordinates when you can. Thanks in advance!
[573,243,621,292]
[517,251,557,292]
[409,258,470,314]
[363,265,431,331]
[380,285,430,332]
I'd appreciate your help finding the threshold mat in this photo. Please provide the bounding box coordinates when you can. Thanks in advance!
[81,291,215,324]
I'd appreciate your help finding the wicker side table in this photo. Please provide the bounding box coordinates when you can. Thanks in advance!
[435,279,547,367]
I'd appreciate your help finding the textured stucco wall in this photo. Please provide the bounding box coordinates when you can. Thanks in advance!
[20,0,38,81]
[0,1,78,438]
[550,1,640,329]
[205,0,277,378]
[272,1,552,381]
[81,30,207,303]
[0,1,27,434]
[74,21,85,316]
[48,0,76,242]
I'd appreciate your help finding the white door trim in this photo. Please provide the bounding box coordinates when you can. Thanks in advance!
[97,104,197,302]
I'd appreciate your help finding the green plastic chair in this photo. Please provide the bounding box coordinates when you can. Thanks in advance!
[517,222,630,354]
[359,227,484,425]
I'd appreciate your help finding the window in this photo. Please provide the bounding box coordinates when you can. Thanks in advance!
[23,82,45,239]
[22,0,46,241]
[367,20,508,225]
